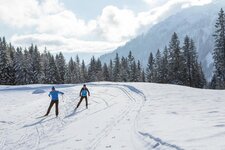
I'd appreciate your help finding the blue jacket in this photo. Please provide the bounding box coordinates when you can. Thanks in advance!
[49,90,64,101]
[80,88,90,97]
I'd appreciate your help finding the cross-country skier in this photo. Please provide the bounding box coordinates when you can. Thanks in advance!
[44,86,64,117]
[75,84,90,111]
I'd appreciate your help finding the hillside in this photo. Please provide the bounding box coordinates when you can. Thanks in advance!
[100,1,225,80]
[0,83,225,150]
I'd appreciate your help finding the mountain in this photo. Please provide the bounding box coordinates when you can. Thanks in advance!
[100,1,225,80]
[1,83,225,149]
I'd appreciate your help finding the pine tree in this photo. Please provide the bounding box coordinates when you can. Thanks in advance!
[88,56,97,82]
[212,8,225,89]
[210,74,217,89]
[161,46,169,83]
[108,59,113,81]
[55,52,66,83]
[137,60,142,82]
[29,45,41,84]
[197,63,206,88]
[154,49,163,83]
[189,39,205,88]
[130,60,138,82]
[127,51,134,81]
[48,55,60,84]
[96,59,103,81]
[182,36,192,86]
[141,69,146,82]
[75,55,81,83]
[65,57,76,83]
[0,37,10,84]
[40,50,50,84]
[113,53,121,82]
[14,48,26,84]
[7,43,16,85]
[168,32,184,85]
[23,49,33,84]
[80,60,88,83]
[120,57,128,82]
[102,63,110,81]
[146,52,154,82]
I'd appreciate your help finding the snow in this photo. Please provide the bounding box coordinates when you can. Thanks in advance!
[32,89,46,94]
[0,82,225,150]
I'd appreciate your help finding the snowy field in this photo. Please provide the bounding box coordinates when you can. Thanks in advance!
[0,82,225,150]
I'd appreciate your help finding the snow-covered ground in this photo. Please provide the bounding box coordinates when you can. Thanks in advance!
[0,82,225,150]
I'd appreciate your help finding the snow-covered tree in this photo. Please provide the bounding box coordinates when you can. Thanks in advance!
[48,55,60,84]
[161,46,169,83]
[154,49,163,83]
[212,8,225,89]
[55,52,66,83]
[14,48,26,84]
[137,60,142,82]
[65,57,76,83]
[7,43,16,84]
[146,52,154,82]
[141,69,146,82]
[130,60,138,82]
[127,51,134,81]
[168,32,184,85]
[108,59,113,81]
[102,63,110,81]
[28,45,41,84]
[120,57,129,82]
[113,53,121,82]
[88,56,97,82]
[96,59,103,81]
[0,37,10,84]
[80,60,88,83]
[40,50,50,84]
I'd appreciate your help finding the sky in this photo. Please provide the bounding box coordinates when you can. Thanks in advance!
[0,0,213,55]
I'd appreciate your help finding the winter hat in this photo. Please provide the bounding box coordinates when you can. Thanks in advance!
[52,86,55,90]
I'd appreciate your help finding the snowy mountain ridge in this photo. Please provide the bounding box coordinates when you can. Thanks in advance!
[100,1,225,80]
[1,82,225,149]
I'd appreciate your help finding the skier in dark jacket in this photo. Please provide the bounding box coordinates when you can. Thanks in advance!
[44,86,64,117]
[75,84,90,111]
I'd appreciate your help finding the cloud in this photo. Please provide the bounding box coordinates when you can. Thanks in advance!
[139,0,212,25]
[143,0,212,6]
[0,0,40,27]
[0,0,213,53]
[95,6,139,42]
[11,34,125,53]
[36,10,89,37]
[143,0,167,7]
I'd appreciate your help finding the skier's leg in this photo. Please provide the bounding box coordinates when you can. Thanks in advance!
[85,96,88,109]
[76,97,84,109]
[55,100,59,116]
[45,101,54,116]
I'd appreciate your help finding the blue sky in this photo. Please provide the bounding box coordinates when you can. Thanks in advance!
[0,0,213,54]
[62,0,149,20]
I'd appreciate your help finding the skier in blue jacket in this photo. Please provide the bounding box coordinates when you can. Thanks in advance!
[75,84,90,111]
[44,86,64,117]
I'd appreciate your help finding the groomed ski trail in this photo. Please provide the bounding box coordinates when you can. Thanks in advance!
[0,83,183,150]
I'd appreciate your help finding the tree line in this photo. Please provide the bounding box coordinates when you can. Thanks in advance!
[0,34,206,88]
[0,8,225,89]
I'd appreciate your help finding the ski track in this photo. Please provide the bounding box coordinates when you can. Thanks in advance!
[0,83,183,150]
[89,86,136,149]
